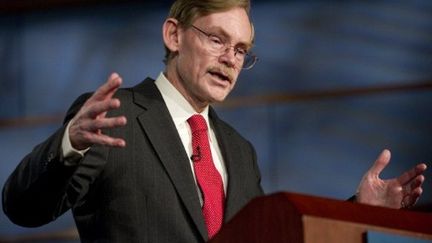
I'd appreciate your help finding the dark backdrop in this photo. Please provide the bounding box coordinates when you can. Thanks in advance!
[1,0,431,240]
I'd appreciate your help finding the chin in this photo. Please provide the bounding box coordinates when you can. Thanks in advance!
[212,94,231,104]
[202,82,233,103]
[210,90,231,102]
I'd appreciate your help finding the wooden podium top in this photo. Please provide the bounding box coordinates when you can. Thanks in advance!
[210,192,432,243]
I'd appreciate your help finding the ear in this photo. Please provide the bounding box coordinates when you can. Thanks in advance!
[163,18,181,53]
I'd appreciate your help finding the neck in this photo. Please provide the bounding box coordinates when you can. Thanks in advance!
[164,64,208,113]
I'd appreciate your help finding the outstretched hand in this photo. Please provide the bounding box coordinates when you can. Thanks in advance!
[69,73,127,150]
[356,149,427,209]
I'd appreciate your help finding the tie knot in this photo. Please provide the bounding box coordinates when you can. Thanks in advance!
[187,114,208,133]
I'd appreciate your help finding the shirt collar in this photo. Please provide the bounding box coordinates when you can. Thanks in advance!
[155,72,210,127]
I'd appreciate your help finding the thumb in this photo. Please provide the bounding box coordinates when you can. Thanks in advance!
[368,149,391,177]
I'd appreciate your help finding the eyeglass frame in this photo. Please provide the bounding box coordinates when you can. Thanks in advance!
[189,24,258,70]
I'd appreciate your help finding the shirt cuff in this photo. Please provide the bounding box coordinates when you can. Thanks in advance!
[62,121,90,165]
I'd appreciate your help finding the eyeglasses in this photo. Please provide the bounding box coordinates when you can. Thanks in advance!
[190,25,258,70]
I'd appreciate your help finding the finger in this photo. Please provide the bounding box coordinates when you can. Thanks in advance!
[402,187,423,208]
[80,116,127,132]
[81,132,126,147]
[401,175,424,196]
[398,163,427,185]
[368,149,391,177]
[90,73,123,102]
[411,187,423,198]
[410,174,425,189]
[401,175,425,209]
[85,98,121,119]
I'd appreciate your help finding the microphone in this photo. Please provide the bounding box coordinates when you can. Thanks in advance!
[191,146,201,162]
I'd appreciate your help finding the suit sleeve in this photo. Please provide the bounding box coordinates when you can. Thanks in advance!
[2,93,92,227]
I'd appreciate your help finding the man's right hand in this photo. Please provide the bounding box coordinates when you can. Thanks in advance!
[69,73,127,150]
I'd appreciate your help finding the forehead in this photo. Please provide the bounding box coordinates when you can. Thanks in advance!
[193,7,253,44]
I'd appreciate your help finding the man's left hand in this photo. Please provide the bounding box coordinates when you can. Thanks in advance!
[356,149,427,209]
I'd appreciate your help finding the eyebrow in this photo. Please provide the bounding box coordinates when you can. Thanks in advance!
[208,26,253,50]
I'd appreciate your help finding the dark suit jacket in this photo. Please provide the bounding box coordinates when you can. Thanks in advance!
[2,78,264,242]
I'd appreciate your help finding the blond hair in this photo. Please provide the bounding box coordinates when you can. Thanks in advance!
[163,0,253,64]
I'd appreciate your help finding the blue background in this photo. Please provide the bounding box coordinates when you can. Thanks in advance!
[1,0,431,241]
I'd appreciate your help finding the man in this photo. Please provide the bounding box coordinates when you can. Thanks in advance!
[2,0,427,242]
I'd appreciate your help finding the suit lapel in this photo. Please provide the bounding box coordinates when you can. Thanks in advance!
[132,79,207,239]
[209,108,247,222]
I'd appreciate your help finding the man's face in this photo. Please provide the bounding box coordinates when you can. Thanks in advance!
[173,7,252,109]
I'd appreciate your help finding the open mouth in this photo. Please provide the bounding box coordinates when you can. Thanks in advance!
[208,70,231,83]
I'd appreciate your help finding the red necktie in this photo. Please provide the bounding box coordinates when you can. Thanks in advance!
[187,114,225,239]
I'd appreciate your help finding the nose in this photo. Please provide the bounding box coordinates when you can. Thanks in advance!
[218,47,237,68]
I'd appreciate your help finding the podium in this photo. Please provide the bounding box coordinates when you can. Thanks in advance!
[210,192,432,243]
